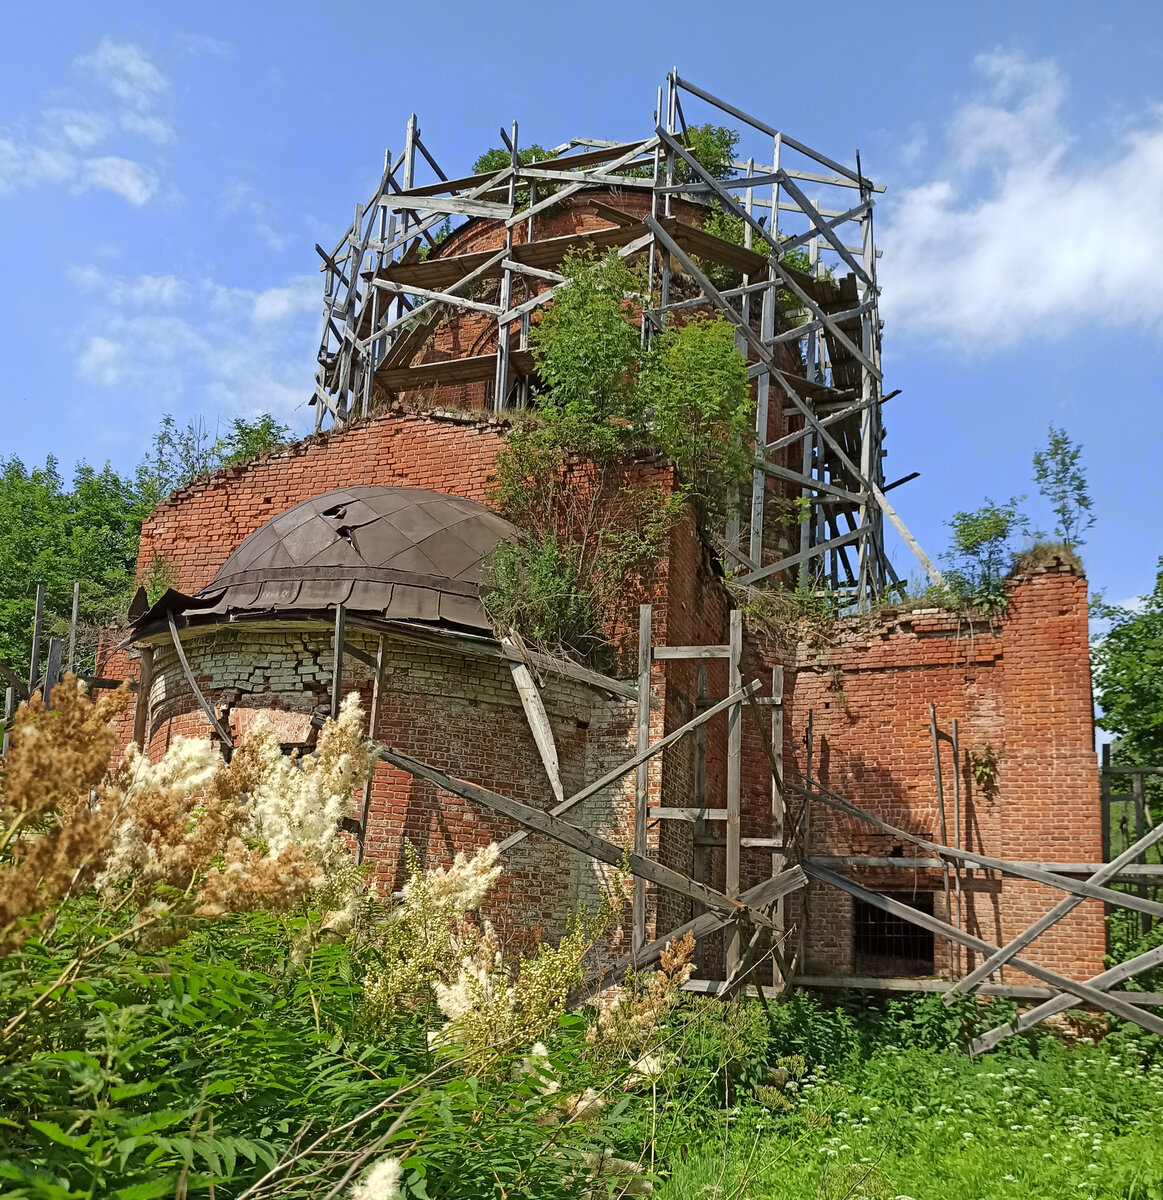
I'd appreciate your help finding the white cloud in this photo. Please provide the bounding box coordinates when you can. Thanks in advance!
[43,107,113,150]
[81,156,159,205]
[70,265,185,307]
[71,266,321,427]
[78,38,168,113]
[174,33,231,58]
[0,38,171,204]
[222,180,292,254]
[119,112,173,144]
[253,276,317,322]
[0,139,76,192]
[879,50,1163,348]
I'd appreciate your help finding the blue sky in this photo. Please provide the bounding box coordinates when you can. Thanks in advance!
[1,0,1161,609]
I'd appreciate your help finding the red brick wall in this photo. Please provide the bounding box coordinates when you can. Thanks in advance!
[771,562,1104,984]
[137,407,510,595]
[117,403,1105,985]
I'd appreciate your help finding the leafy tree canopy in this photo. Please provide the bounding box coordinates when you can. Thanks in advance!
[0,412,292,680]
[1032,423,1095,549]
[1093,560,1163,765]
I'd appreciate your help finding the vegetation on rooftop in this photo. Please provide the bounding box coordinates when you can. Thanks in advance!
[481,248,752,664]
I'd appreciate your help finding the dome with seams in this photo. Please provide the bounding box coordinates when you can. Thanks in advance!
[130,486,515,635]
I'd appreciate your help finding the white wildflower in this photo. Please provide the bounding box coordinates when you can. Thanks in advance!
[350,1155,403,1200]
[405,841,502,915]
[627,1052,667,1087]
[519,1042,559,1095]
[244,693,371,870]
[322,892,363,936]
[562,1087,606,1122]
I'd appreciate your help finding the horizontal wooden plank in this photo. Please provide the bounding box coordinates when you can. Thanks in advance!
[649,807,730,822]
[652,645,731,660]
[377,349,536,390]
[386,194,513,221]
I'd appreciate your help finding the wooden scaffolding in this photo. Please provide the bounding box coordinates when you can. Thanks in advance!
[309,70,943,610]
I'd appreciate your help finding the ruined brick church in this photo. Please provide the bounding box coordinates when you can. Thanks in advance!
[105,80,1105,993]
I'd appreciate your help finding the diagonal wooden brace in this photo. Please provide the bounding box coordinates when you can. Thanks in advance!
[807,863,1163,1038]
[376,742,804,933]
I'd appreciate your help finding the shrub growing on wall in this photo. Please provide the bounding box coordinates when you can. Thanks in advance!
[483,250,753,662]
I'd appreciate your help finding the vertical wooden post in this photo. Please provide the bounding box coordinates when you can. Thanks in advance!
[771,664,786,986]
[28,582,45,695]
[749,274,776,566]
[798,707,814,973]
[951,716,964,974]
[1100,742,1112,865]
[494,121,518,411]
[692,662,708,975]
[632,604,652,958]
[132,645,154,750]
[356,635,386,865]
[692,664,708,886]
[67,581,80,673]
[43,638,63,700]
[1100,741,1112,953]
[1134,769,1150,936]
[2,686,13,757]
[929,703,955,976]
[331,604,347,722]
[725,609,743,975]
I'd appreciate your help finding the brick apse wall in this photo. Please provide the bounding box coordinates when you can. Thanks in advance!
[110,406,1105,982]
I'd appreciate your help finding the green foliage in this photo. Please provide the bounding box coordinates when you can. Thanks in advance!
[700,201,814,292]
[673,124,739,184]
[639,316,753,519]
[663,1034,1163,1200]
[481,533,602,660]
[1092,560,1163,767]
[0,457,142,677]
[134,412,291,509]
[529,248,644,442]
[472,144,555,209]
[485,252,756,659]
[217,413,292,467]
[0,412,293,679]
[1033,423,1095,549]
[472,144,554,176]
[969,744,1001,800]
[942,497,1028,615]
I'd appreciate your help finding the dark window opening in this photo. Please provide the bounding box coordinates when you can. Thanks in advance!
[853,893,935,977]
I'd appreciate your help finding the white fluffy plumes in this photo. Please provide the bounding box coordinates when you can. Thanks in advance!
[244,693,370,865]
[403,841,501,917]
[98,737,223,889]
[350,1156,402,1200]
[879,50,1163,347]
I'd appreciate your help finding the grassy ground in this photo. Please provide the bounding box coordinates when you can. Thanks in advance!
[659,1038,1163,1200]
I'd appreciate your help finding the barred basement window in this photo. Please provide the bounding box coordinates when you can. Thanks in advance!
[853,893,935,977]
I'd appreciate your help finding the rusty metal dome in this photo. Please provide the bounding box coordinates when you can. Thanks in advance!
[129,486,515,635]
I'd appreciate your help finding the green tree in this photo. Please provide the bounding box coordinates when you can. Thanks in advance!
[134,411,291,508]
[0,457,141,678]
[0,413,293,682]
[1032,423,1095,549]
[1093,560,1163,765]
[674,124,739,183]
[218,412,293,466]
[528,249,644,451]
[942,497,1028,614]
[639,315,753,520]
